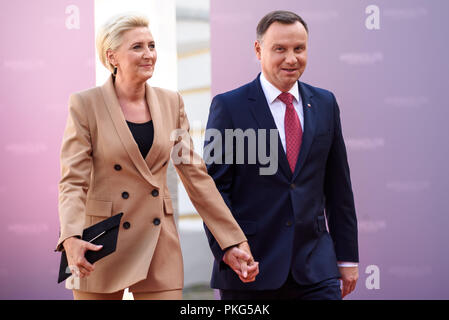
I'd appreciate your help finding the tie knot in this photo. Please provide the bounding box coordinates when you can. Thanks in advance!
[278,92,294,106]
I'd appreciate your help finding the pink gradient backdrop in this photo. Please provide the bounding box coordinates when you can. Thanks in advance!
[211,0,449,299]
[0,0,94,299]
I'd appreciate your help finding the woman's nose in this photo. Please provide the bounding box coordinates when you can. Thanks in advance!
[143,47,154,59]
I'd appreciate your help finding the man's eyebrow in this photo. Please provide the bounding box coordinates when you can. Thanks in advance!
[272,42,306,47]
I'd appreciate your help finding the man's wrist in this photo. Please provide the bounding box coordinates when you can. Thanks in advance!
[337,261,359,267]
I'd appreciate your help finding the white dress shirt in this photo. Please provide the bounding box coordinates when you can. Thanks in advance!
[259,72,304,153]
[259,73,358,268]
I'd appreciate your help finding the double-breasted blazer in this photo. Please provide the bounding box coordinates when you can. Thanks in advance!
[56,76,247,293]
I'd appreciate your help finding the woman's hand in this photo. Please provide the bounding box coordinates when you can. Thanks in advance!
[62,237,103,278]
[223,241,259,283]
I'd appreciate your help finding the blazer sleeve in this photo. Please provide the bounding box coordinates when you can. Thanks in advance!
[55,93,93,252]
[171,92,247,258]
[202,94,237,264]
[323,93,359,262]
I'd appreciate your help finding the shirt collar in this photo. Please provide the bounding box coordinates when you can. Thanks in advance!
[260,72,300,104]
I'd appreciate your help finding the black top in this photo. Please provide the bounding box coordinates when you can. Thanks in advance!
[126,120,154,158]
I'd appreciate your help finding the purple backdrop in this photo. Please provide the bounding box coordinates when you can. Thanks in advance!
[210,0,449,299]
[0,0,94,299]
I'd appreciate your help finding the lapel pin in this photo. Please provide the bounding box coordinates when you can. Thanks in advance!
[307,103,311,108]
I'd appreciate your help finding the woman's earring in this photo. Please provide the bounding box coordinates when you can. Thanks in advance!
[113,66,117,76]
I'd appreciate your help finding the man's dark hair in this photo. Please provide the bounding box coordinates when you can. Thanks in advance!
[256,10,308,41]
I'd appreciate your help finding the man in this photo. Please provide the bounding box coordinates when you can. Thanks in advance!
[203,10,359,300]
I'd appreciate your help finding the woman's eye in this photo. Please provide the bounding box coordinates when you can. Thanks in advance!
[133,45,140,49]
[149,44,155,49]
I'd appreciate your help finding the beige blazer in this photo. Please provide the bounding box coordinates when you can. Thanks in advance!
[56,76,246,293]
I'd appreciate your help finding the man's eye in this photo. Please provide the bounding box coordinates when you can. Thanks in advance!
[149,44,155,49]
[133,45,141,49]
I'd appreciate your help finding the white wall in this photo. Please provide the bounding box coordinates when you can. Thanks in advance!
[94,0,177,299]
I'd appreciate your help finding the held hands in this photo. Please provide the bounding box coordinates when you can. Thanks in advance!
[62,237,103,278]
[223,241,259,283]
[338,266,359,298]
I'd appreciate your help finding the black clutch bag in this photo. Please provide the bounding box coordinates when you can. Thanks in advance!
[57,212,123,283]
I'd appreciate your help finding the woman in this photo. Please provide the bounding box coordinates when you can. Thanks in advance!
[56,14,258,300]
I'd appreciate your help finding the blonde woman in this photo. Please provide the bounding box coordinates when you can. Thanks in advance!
[56,14,259,300]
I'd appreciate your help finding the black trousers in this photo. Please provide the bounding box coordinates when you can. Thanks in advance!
[220,273,342,300]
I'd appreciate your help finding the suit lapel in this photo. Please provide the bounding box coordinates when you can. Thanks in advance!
[100,76,159,188]
[292,82,316,180]
[247,75,292,179]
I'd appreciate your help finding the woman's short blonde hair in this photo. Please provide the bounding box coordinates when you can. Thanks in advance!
[96,13,150,73]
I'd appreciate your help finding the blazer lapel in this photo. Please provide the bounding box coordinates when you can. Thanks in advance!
[100,76,159,188]
[144,83,163,169]
[248,75,292,179]
[292,81,316,180]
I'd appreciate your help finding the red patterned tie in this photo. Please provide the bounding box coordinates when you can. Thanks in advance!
[278,92,302,173]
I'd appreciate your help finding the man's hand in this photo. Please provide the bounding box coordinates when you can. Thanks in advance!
[223,241,259,283]
[339,266,359,298]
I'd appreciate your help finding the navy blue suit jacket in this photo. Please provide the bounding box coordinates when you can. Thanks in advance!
[204,74,358,290]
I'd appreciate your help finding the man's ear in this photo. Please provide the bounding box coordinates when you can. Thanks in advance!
[254,40,262,61]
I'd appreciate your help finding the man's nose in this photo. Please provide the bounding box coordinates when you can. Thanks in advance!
[285,50,297,64]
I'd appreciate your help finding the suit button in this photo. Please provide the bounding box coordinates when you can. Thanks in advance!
[286,221,293,227]
[151,189,159,197]
[153,218,161,226]
[122,192,129,199]
[123,221,131,229]
[290,183,296,189]
[114,164,122,171]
